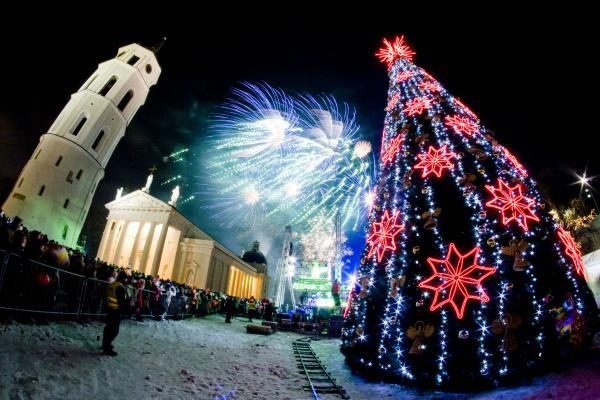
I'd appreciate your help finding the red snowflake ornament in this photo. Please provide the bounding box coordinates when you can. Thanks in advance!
[386,93,401,111]
[396,71,415,83]
[419,81,441,93]
[381,132,406,165]
[366,210,404,262]
[558,227,587,278]
[376,36,416,69]
[419,243,496,319]
[485,179,539,231]
[445,115,479,136]
[414,145,456,178]
[403,97,432,116]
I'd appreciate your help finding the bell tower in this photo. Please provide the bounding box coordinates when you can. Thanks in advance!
[2,41,162,247]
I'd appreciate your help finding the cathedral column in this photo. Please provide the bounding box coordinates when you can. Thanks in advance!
[139,222,157,275]
[104,220,122,262]
[99,220,117,261]
[243,275,250,297]
[112,220,130,266]
[128,222,144,267]
[97,220,112,261]
[151,224,169,278]
[251,277,257,299]
[235,271,242,296]
[226,267,235,296]
[238,274,244,297]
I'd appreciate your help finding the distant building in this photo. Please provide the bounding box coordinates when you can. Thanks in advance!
[97,189,266,298]
[241,241,269,299]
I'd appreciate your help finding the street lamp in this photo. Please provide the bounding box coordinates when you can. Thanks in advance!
[575,171,599,211]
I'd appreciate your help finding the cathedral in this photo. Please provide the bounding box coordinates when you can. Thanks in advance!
[97,187,267,298]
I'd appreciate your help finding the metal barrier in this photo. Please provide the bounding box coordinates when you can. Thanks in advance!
[0,250,196,320]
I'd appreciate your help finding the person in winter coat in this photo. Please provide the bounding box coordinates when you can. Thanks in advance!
[225,296,235,323]
[102,271,127,356]
[162,281,176,320]
[247,296,257,322]
[133,276,145,321]
[332,279,341,307]
[264,300,274,322]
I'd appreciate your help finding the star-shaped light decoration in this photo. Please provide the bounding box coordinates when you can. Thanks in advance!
[414,145,456,178]
[501,147,528,176]
[396,71,415,83]
[366,209,404,262]
[419,81,441,93]
[375,36,416,69]
[381,132,406,165]
[485,179,539,231]
[419,243,496,319]
[445,115,479,136]
[403,97,432,116]
[557,227,587,278]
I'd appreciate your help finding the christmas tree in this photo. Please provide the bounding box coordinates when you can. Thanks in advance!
[341,36,599,389]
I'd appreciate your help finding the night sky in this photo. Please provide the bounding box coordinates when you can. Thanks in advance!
[1,25,597,266]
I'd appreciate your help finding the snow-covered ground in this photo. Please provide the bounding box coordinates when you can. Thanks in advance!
[311,339,600,400]
[1,315,599,399]
[0,315,307,400]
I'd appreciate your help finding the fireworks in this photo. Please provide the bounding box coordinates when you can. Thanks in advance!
[353,141,372,159]
[206,82,373,233]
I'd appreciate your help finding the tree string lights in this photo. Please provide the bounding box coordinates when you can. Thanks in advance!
[342,35,598,390]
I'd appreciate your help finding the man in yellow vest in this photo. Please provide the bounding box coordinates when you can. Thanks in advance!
[102,271,127,356]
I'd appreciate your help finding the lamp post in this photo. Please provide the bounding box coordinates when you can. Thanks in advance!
[577,172,599,212]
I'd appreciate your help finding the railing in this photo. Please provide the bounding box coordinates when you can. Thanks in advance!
[0,250,196,320]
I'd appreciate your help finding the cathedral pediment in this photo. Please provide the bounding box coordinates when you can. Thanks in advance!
[105,190,171,212]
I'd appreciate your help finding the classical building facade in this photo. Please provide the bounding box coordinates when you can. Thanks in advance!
[2,43,161,247]
[97,190,266,298]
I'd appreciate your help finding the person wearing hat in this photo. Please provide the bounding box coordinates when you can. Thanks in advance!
[101,271,127,356]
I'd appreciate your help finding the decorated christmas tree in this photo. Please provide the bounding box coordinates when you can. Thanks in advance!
[341,36,599,389]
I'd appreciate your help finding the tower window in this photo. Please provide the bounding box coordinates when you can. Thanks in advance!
[117,51,126,59]
[117,90,134,112]
[145,64,152,74]
[34,149,42,159]
[55,156,63,166]
[66,171,74,183]
[63,199,70,209]
[110,221,116,231]
[71,116,87,136]
[127,55,140,65]
[92,130,105,150]
[18,178,24,188]
[38,185,45,196]
[76,169,83,180]
[62,224,68,240]
[99,76,118,96]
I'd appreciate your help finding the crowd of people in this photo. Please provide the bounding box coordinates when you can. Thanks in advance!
[0,211,277,325]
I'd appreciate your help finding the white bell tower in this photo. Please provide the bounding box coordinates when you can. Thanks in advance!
[2,41,162,247]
